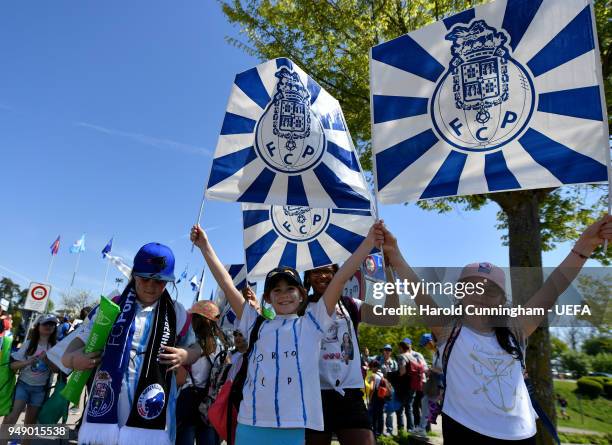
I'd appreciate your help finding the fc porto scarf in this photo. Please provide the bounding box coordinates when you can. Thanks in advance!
[78,283,177,445]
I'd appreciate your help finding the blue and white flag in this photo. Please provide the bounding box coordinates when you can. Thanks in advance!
[214,264,256,301]
[371,0,609,203]
[206,58,371,210]
[189,274,200,292]
[176,266,188,284]
[215,264,258,332]
[101,238,113,258]
[69,234,86,253]
[243,204,375,278]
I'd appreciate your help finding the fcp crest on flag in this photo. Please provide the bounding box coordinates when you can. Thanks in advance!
[243,204,375,279]
[206,58,371,210]
[371,0,609,203]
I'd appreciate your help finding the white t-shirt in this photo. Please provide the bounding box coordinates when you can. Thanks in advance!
[184,344,225,388]
[316,297,364,392]
[236,299,333,431]
[440,326,536,440]
[12,340,51,386]
[76,298,194,441]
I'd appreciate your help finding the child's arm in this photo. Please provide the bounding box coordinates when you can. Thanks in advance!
[382,226,445,340]
[191,224,246,319]
[520,214,611,337]
[321,221,385,316]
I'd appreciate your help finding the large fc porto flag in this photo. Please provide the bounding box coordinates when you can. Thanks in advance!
[206,58,371,210]
[371,0,609,203]
[243,204,375,278]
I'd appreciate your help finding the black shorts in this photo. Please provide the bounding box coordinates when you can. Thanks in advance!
[306,388,372,435]
[442,413,536,445]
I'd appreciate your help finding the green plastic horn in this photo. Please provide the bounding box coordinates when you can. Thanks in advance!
[61,296,120,404]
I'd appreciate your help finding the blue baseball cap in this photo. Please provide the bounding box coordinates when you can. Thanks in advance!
[400,337,412,346]
[132,243,175,282]
[420,333,433,347]
[383,344,393,350]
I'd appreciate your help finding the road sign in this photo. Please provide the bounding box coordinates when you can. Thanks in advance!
[24,282,51,312]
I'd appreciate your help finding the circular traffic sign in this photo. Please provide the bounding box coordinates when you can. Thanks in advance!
[31,285,48,301]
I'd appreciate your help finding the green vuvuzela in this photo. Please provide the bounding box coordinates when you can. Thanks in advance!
[61,296,120,404]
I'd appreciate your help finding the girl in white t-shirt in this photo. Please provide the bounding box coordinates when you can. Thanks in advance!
[190,222,384,445]
[381,215,612,444]
[302,261,399,445]
[1,314,58,435]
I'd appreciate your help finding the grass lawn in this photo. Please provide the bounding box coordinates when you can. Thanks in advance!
[554,380,611,434]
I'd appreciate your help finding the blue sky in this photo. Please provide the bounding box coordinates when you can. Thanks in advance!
[0,1,601,312]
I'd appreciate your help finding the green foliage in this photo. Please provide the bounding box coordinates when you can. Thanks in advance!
[576,275,612,332]
[555,380,612,433]
[557,432,612,445]
[577,377,604,398]
[583,336,612,356]
[561,350,592,378]
[591,353,612,373]
[220,0,611,263]
[551,336,568,361]
[604,381,612,398]
[358,323,430,359]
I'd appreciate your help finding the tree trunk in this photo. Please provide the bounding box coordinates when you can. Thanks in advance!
[492,190,555,445]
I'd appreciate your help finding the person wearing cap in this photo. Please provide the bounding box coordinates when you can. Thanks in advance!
[190,221,384,445]
[395,337,427,433]
[1,314,58,435]
[381,216,612,444]
[61,242,202,445]
[374,344,398,435]
[176,300,229,445]
[414,333,442,436]
[302,257,400,445]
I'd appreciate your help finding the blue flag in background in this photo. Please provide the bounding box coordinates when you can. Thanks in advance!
[189,275,200,292]
[69,234,86,253]
[101,238,113,258]
[176,266,188,284]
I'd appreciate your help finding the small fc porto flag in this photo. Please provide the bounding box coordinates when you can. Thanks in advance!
[69,234,86,253]
[243,204,375,278]
[101,238,113,258]
[206,58,371,210]
[189,275,200,292]
[371,0,608,203]
[49,236,60,256]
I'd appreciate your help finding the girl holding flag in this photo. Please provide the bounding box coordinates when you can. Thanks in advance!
[302,260,399,445]
[61,242,203,445]
[190,221,384,445]
[379,215,612,444]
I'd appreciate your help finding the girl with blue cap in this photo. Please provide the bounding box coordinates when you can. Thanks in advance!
[62,242,202,445]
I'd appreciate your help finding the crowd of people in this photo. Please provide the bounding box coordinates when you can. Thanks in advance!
[0,216,609,445]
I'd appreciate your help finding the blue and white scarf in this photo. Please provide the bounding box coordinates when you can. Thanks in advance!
[78,283,176,445]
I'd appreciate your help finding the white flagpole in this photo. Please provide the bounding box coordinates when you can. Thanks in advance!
[368,47,387,271]
[191,172,210,253]
[101,257,111,296]
[68,250,83,299]
[589,0,611,252]
[45,254,56,283]
[196,267,206,302]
